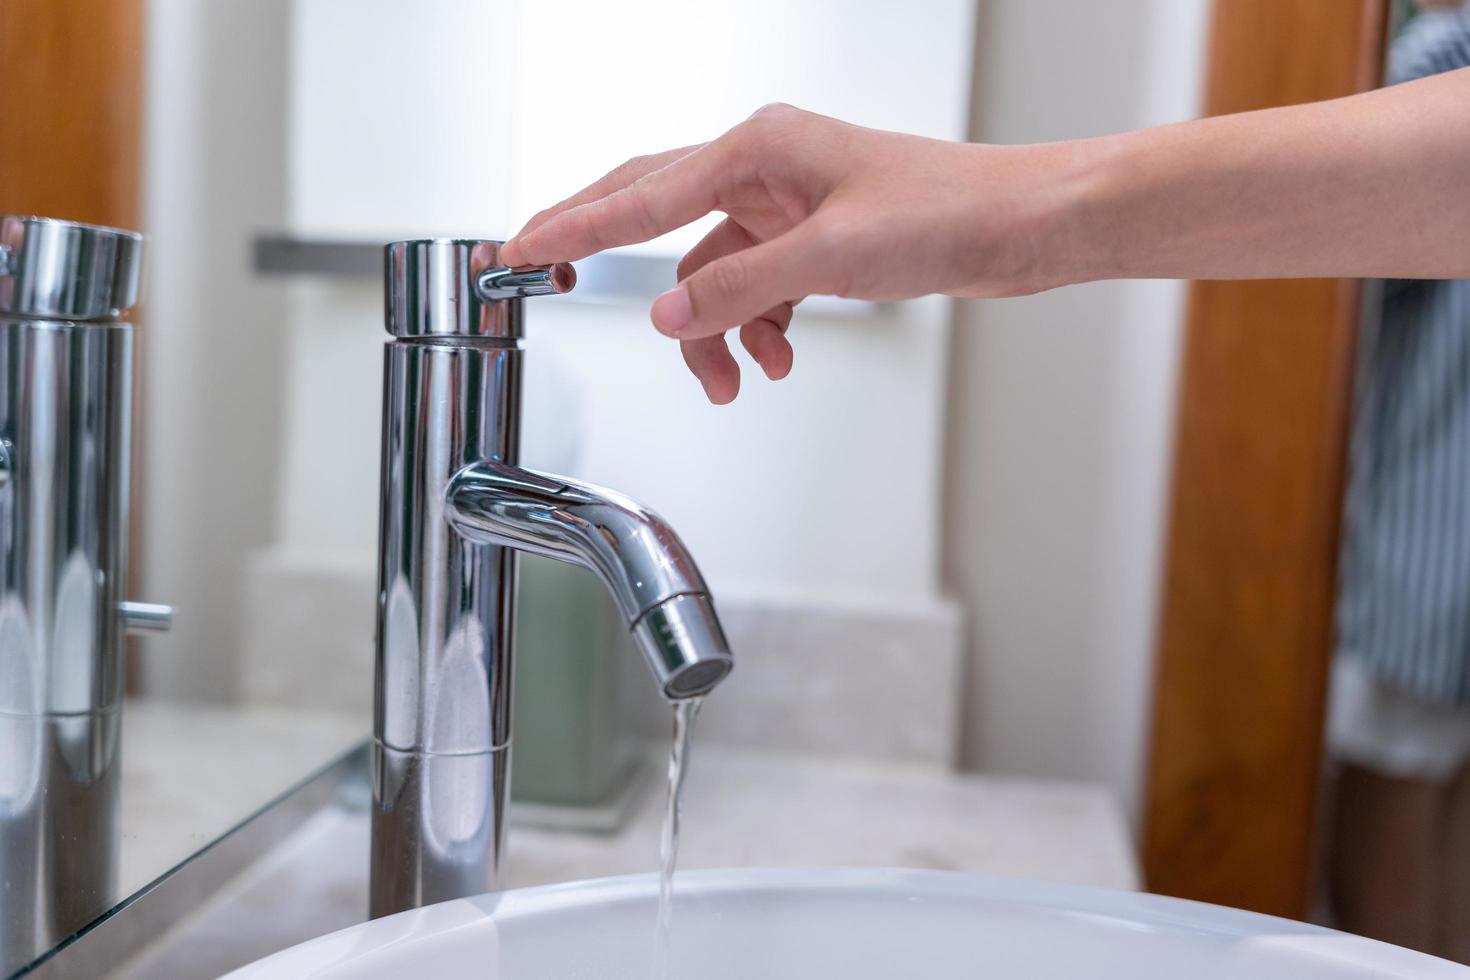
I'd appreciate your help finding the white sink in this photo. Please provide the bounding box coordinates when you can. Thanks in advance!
[225,868,1467,979]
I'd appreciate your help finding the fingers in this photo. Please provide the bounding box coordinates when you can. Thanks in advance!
[739,303,795,381]
[674,220,796,398]
[675,221,751,403]
[652,221,833,342]
[680,335,740,404]
[502,144,702,266]
[682,308,793,403]
[502,141,729,267]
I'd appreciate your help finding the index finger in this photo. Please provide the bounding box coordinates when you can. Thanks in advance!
[503,144,703,264]
[502,139,731,267]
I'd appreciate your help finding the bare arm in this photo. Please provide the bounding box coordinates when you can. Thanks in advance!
[500,69,1470,403]
[1073,67,1470,284]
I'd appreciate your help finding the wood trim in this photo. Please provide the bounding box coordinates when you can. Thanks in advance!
[1142,0,1387,919]
[0,0,144,227]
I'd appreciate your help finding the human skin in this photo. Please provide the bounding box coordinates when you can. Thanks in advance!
[499,68,1470,404]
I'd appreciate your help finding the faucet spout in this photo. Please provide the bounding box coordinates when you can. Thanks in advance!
[445,461,733,700]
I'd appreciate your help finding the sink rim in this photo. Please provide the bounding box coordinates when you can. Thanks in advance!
[225,867,1468,978]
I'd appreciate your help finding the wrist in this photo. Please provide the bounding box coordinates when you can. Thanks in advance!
[1034,135,1133,288]
[953,137,1128,296]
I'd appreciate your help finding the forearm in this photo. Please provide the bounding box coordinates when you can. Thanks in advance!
[1057,66,1470,285]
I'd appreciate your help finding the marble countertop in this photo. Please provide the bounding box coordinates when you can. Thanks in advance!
[117,698,364,898]
[111,735,1138,978]
[118,699,1138,898]
[510,747,1139,891]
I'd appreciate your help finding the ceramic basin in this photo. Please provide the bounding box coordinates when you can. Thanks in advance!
[226,868,1467,979]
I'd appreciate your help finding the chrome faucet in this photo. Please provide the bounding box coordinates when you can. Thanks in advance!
[370,239,733,918]
[0,216,173,976]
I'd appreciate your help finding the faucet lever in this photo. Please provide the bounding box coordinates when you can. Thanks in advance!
[385,240,573,340]
[119,601,174,633]
[474,263,576,302]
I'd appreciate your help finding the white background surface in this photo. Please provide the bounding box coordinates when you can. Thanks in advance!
[946,0,1209,822]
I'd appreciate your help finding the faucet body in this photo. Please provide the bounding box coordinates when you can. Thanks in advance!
[0,217,171,975]
[370,240,731,918]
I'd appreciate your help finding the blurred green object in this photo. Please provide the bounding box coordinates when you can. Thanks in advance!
[510,554,639,811]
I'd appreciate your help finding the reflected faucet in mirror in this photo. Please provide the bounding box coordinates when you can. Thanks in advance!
[0,216,174,977]
[370,239,733,918]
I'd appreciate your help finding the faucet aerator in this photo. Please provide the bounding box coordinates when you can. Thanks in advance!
[632,593,734,701]
[666,659,734,700]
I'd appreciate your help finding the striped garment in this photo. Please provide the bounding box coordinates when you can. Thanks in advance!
[1385,6,1470,84]
[1334,7,1470,708]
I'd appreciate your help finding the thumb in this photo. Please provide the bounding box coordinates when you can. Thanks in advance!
[652,224,832,340]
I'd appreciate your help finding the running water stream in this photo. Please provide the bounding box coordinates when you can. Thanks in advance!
[655,697,703,979]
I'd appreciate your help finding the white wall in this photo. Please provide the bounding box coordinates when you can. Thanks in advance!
[139,0,292,701]
[287,0,515,239]
[946,0,1209,825]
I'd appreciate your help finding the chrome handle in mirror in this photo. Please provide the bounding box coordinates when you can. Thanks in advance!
[120,601,174,633]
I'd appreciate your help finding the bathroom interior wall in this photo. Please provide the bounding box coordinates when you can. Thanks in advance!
[141,0,975,708]
[139,0,292,702]
[265,0,975,609]
[138,0,1211,825]
[946,0,1210,826]
[237,0,978,723]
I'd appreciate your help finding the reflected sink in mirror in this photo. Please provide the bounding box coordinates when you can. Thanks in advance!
[225,869,1466,980]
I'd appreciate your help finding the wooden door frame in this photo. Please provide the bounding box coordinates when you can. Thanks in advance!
[0,0,144,229]
[1141,0,1390,919]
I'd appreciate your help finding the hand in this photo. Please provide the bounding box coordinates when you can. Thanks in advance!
[499,104,1079,403]
[504,71,1470,403]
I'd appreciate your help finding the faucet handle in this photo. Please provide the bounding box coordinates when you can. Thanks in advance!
[475,263,575,302]
[120,601,174,633]
[384,238,574,341]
